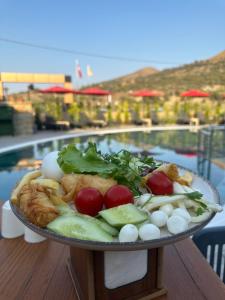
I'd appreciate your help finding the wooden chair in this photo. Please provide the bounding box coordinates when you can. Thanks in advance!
[193,226,225,283]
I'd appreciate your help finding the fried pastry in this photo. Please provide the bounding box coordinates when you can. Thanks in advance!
[18,183,59,227]
[11,170,42,205]
[61,174,117,202]
[145,163,192,186]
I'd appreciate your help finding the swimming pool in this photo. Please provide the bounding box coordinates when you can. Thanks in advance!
[0,129,224,203]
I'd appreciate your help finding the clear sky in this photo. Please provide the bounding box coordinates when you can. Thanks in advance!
[0,0,225,92]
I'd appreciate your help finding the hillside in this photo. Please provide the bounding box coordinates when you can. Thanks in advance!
[98,67,158,91]
[99,50,225,93]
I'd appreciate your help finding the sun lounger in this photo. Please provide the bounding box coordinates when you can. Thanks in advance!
[131,112,152,126]
[78,112,107,128]
[44,116,70,130]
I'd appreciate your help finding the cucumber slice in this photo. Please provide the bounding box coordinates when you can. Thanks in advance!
[96,218,119,236]
[56,205,118,236]
[57,204,75,216]
[47,215,113,242]
[99,204,148,227]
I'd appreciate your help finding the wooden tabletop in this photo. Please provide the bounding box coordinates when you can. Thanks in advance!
[0,204,225,300]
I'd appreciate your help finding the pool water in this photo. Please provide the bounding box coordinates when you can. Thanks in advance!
[0,130,224,203]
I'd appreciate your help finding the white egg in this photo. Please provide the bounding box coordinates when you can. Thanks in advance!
[119,224,138,242]
[167,215,188,234]
[41,151,64,181]
[150,211,168,227]
[172,208,191,223]
[139,224,160,241]
[159,204,174,217]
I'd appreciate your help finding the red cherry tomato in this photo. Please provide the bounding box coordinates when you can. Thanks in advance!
[104,185,134,208]
[75,187,104,216]
[146,171,173,195]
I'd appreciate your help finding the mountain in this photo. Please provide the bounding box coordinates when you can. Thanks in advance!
[208,50,225,63]
[99,50,225,93]
[99,67,158,91]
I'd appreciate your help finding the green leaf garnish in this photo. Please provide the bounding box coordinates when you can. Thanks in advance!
[57,143,116,174]
[196,207,205,216]
[57,142,159,196]
[183,191,203,200]
[175,191,208,210]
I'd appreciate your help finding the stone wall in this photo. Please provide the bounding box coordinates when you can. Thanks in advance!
[13,111,34,135]
[9,99,34,135]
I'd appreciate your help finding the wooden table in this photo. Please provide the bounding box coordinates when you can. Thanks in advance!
[0,205,225,300]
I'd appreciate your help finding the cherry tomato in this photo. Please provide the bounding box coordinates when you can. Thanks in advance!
[75,187,104,216]
[104,185,134,208]
[146,171,173,195]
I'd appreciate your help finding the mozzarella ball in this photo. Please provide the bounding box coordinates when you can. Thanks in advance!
[150,211,168,227]
[172,208,191,223]
[139,224,160,241]
[159,204,174,217]
[119,224,138,242]
[41,151,64,181]
[167,215,188,234]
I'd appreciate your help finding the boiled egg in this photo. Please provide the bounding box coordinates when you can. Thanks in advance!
[41,151,64,181]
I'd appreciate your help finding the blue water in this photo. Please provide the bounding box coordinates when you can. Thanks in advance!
[0,130,224,202]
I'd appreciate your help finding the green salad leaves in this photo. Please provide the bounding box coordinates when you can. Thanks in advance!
[57,143,116,175]
[57,142,159,195]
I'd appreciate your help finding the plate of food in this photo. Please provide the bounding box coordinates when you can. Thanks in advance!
[10,142,222,251]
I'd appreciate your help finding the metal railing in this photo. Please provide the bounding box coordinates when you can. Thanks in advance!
[197,125,225,179]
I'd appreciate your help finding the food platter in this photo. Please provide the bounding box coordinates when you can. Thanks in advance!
[10,166,220,251]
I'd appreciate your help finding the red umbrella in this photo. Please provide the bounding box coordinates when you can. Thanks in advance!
[131,89,163,97]
[39,85,77,94]
[79,87,111,96]
[180,90,209,97]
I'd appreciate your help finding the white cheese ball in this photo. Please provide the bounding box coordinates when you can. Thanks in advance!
[172,208,191,223]
[41,151,64,181]
[150,211,168,227]
[139,224,160,241]
[159,204,174,217]
[119,224,138,242]
[167,215,188,234]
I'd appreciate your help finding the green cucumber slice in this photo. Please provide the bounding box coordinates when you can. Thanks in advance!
[47,215,113,242]
[57,204,75,216]
[56,204,118,236]
[96,218,119,236]
[99,204,148,227]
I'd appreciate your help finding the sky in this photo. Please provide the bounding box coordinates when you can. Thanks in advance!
[0,0,225,92]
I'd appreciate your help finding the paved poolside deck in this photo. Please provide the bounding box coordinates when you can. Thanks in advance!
[0,129,84,150]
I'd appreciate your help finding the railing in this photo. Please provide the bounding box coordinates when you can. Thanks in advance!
[197,125,225,179]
